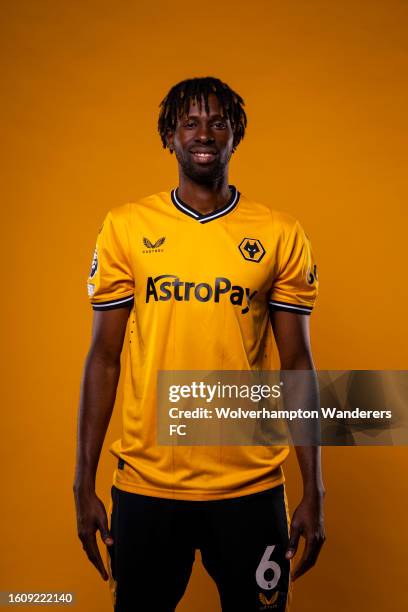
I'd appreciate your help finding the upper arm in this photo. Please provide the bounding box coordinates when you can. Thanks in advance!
[86,207,135,312]
[89,307,132,365]
[85,206,135,364]
[269,309,314,369]
[268,219,319,369]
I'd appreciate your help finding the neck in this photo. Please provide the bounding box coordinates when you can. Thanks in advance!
[177,174,231,215]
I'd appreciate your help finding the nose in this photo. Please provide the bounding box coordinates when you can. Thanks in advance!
[195,123,215,143]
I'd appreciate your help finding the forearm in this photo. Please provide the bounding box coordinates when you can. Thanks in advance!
[278,341,324,492]
[294,446,325,495]
[73,350,121,493]
[271,312,326,576]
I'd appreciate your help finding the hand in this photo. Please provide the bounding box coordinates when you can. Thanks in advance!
[74,487,113,581]
[285,490,326,581]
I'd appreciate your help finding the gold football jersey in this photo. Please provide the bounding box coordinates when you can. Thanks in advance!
[86,185,318,500]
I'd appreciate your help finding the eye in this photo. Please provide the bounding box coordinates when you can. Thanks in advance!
[213,121,227,129]
[183,121,196,128]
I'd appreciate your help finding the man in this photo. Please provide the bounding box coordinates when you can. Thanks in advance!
[74,76,325,612]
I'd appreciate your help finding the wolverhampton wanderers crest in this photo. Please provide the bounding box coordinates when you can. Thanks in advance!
[239,238,265,263]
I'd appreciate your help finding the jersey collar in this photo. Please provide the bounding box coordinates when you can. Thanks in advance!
[170,185,240,224]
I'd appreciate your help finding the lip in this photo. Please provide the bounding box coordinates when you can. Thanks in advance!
[190,150,218,164]
[190,148,218,154]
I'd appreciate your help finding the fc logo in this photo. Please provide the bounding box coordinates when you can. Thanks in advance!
[239,238,266,263]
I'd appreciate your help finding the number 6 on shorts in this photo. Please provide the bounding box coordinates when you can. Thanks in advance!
[255,545,281,590]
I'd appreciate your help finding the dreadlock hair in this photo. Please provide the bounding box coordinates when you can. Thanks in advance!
[158,76,247,153]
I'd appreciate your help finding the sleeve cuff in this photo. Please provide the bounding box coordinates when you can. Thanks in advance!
[91,294,134,311]
[269,299,313,315]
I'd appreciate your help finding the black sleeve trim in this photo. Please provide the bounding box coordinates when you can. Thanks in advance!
[91,295,134,311]
[269,299,313,315]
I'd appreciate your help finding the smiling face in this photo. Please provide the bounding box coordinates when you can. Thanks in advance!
[166,93,235,184]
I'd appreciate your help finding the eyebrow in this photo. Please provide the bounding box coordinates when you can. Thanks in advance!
[184,113,228,120]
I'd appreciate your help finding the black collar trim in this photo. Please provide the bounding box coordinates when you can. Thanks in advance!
[171,185,240,223]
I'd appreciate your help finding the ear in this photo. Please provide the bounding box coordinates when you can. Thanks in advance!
[166,130,174,153]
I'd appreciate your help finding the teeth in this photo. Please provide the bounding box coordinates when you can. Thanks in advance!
[194,152,214,157]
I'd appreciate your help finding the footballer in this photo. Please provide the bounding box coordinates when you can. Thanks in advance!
[73,76,326,611]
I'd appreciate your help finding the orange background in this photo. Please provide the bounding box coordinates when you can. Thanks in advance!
[1,0,408,610]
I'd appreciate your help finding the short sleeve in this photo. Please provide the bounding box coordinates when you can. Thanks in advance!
[269,220,318,316]
[86,209,135,311]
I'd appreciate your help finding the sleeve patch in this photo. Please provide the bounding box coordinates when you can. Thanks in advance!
[89,247,98,278]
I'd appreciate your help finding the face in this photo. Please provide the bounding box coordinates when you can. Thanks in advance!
[167,93,235,184]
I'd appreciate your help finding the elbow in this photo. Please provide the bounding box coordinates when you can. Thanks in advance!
[280,351,315,370]
[86,345,122,371]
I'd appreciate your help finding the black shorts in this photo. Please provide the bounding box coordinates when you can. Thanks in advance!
[107,484,291,612]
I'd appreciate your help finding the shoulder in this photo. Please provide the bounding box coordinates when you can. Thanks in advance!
[241,192,302,238]
[107,190,169,223]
